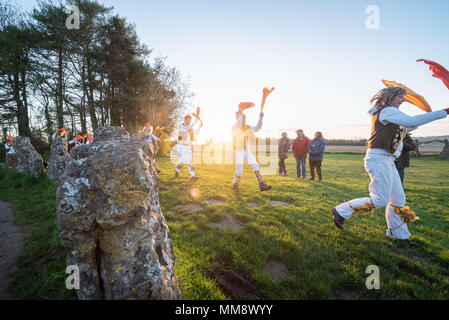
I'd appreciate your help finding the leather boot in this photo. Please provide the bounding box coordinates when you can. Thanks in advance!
[259,181,272,192]
[332,207,345,229]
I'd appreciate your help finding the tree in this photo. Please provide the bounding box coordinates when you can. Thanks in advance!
[0,1,34,138]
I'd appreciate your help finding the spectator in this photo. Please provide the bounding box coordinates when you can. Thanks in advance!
[394,133,416,184]
[277,132,291,176]
[292,129,310,178]
[307,131,326,181]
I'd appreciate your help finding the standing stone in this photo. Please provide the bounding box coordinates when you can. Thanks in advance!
[56,127,181,300]
[7,137,43,177]
[5,153,18,170]
[47,135,69,181]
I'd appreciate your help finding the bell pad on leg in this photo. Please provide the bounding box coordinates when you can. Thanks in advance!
[394,206,419,223]
[349,201,375,216]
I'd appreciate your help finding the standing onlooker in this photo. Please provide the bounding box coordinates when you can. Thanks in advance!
[394,133,416,184]
[292,129,310,178]
[277,132,291,176]
[307,131,326,181]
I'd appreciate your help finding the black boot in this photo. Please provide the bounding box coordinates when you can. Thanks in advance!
[402,239,420,248]
[332,207,345,229]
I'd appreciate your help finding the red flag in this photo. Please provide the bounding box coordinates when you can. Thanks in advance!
[417,59,449,90]
[191,107,201,120]
[58,128,68,137]
[238,102,255,111]
[261,87,275,111]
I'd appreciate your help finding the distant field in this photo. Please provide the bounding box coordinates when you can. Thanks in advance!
[325,145,442,154]
[1,153,449,299]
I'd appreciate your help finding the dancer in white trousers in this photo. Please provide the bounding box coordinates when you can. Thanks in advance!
[232,102,272,192]
[332,86,449,247]
[175,114,202,179]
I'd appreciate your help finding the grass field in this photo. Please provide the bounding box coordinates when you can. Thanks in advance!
[1,152,449,299]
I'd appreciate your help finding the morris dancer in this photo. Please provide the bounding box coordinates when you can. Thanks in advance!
[175,114,202,179]
[142,122,162,173]
[232,102,272,192]
[331,86,449,247]
[5,135,14,154]
[69,134,83,147]
[83,133,92,145]
[52,128,68,141]
[142,122,163,142]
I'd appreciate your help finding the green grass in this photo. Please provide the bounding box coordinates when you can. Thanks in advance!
[159,153,449,299]
[0,170,76,300]
[1,153,448,299]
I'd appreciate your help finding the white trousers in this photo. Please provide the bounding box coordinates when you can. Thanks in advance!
[334,153,411,239]
[176,144,195,177]
[233,149,260,183]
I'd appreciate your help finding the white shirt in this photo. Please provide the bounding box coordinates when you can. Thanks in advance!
[367,107,447,158]
[178,120,200,145]
[232,114,263,151]
[232,114,263,132]
[5,142,14,154]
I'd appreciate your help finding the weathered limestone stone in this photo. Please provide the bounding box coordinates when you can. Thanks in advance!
[56,127,181,300]
[47,135,69,181]
[5,153,18,170]
[7,137,43,177]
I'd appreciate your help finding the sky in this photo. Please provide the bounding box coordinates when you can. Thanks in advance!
[19,0,449,141]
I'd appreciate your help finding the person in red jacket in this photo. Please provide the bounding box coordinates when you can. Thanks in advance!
[292,129,310,179]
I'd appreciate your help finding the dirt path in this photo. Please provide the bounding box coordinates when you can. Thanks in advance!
[0,201,23,300]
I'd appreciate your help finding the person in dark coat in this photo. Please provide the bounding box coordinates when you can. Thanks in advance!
[277,132,291,176]
[307,131,326,180]
[394,134,416,184]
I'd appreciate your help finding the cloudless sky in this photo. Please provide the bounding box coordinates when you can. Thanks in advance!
[19,0,449,141]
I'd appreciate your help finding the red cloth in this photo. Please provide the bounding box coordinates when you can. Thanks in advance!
[238,102,255,110]
[417,59,449,90]
[292,137,310,158]
[445,108,449,115]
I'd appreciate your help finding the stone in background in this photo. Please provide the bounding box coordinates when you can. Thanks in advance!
[6,137,43,177]
[47,135,69,182]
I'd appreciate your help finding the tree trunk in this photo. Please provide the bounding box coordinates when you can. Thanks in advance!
[87,55,98,131]
[56,48,64,129]
[14,72,32,137]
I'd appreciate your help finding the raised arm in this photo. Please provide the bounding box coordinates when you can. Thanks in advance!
[250,112,264,132]
[379,107,447,128]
